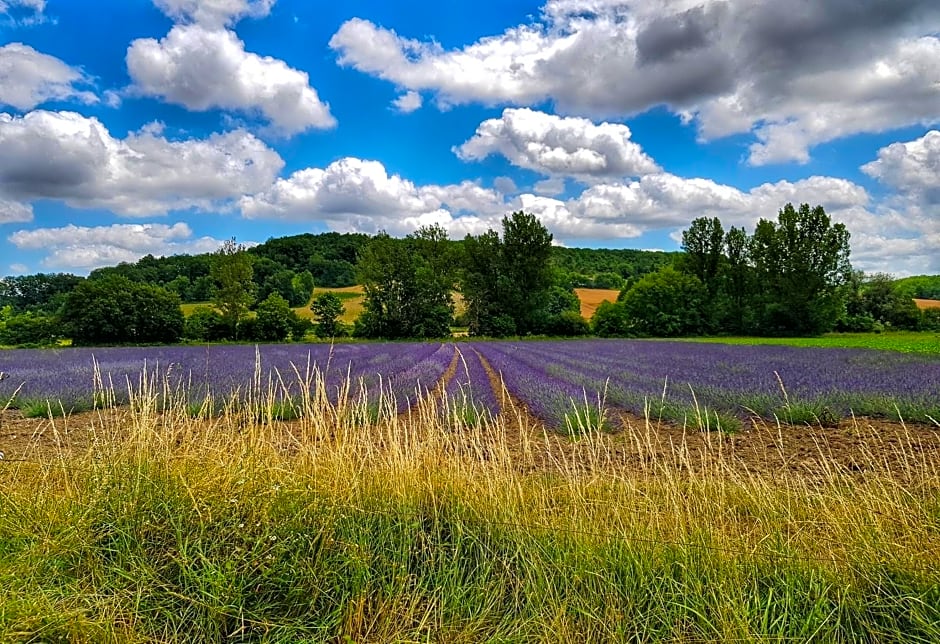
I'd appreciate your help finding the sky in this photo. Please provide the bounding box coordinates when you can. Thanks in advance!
[0,0,938,277]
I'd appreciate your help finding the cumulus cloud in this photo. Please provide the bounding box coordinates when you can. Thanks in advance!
[456,108,659,181]
[0,110,284,215]
[862,130,940,205]
[392,90,422,113]
[240,157,508,235]
[7,222,230,271]
[154,0,274,27]
[330,0,940,164]
[127,24,335,134]
[0,43,96,110]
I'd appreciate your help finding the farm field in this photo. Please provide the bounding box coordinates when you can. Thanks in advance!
[681,331,940,355]
[2,338,938,428]
[1,339,939,641]
[573,287,620,319]
[915,298,940,309]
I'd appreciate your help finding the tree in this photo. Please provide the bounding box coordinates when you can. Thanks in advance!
[355,229,454,339]
[750,203,851,335]
[211,239,256,339]
[183,307,228,342]
[253,293,294,342]
[680,216,725,295]
[620,267,707,337]
[60,276,183,345]
[591,300,633,337]
[460,212,555,337]
[311,292,345,338]
[501,211,554,334]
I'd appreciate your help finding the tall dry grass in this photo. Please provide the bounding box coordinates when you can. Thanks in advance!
[0,361,938,642]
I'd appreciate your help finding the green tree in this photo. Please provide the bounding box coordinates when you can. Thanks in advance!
[253,293,294,342]
[501,211,554,334]
[749,203,851,335]
[183,306,228,342]
[211,239,256,339]
[355,229,454,339]
[311,292,345,338]
[60,276,183,345]
[620,266,707,337]
[680,216,725,295]
[591,300,633,337]
[460,212,555,337]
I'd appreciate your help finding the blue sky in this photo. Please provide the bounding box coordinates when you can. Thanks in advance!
[0,0,938,276]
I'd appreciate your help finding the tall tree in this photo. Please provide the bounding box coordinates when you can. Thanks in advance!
[355,229,454,339]
[750,203,851,335]
[501,212,554,334]
[680,216,725,295]
[211,239,256,339]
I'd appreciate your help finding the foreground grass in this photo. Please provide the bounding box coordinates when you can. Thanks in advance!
[0,376,938,642]
[680,331,940,355]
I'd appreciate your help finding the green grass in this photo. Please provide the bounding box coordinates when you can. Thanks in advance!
[679,331,940,355]
[1,370,938,641]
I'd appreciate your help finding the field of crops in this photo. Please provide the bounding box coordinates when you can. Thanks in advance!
[2,339,938,428]
[2,339,940,641]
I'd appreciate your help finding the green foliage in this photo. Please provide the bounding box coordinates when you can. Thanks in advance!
[893,275,940,300]
[680,216,725,295]
[0,310,60,346]
[253,293,294,342]
[621,266,707,337]
[461,212,556,337]
[591,300,634,337]
[182,307,228,342]
[311,292,346,338]
[211,239,256,340]
[355,227,454,339]
[0,272,84,313]
[543,310,591,336]
[60,276,183,345]
[750,203,851,335]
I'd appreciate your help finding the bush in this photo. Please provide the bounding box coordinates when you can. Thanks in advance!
[0,312,59,346]
[543,310,590,336]
[591,300,633,337]
[620,267,707,337]
[60,276,183,345]
[253,293,294,342]
[183,307,229,342]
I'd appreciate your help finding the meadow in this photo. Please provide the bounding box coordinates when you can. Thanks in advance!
[681,332,940,356]
[0,343,940,643]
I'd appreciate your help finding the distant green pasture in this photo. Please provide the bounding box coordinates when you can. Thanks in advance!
[680,332,940,355]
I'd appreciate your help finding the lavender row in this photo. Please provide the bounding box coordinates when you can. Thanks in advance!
[471,339,940,423]
[443,347,501,418]
[0,342,447,411]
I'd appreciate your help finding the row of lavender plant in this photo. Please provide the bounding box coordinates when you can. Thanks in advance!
[472,339,940,426]
[470,341,608,432]
[440,347,501,425]
[0,342,451,416]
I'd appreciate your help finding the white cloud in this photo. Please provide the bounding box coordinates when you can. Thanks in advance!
[154,0,274,27]
[533,177,565,196]
[0,110,284,215]
[330,0,940,164]
[493,176,518,195]
[240,157,507,236]
[862,130,940,205]
[0,43,96,110]
[392,90,422,113]
[0,198,31,224]
[127,24,335,134]
[7,262,28,275]
[456,108,659,181]
[8,222,229,271]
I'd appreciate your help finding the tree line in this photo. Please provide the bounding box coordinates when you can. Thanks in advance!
[2,204,938,347]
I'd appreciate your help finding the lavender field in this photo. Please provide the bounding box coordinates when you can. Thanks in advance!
[1,339,939,427]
